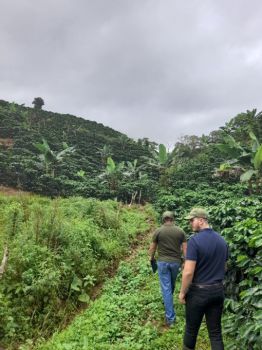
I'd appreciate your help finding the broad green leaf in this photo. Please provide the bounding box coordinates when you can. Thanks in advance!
[158,144,168,164]
[240,169,257,182]
[224,134,243,151]
[77,170,85,178]
[70,276,82,291]
[254,145,262,170]
[249,236,262,248]
[249,266,262,274]
[117,161,125,171]
[219,163,232,171]
[78,293,90,303]
[249,131,260,152]
[34,143,47,153]
[56,146,75,161]
[106,157,116,173]
[236,255,248,263]
[216,143,241,158]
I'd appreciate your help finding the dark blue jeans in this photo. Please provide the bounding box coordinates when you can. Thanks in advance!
[183,285,225,350]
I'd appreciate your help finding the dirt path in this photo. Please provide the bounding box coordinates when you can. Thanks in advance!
[0,202,156,350]
[91,214,155,300]
[0,185,30,196]
[39,210,157,348]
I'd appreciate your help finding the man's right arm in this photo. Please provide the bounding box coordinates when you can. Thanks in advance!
[148,230,158,261]
[179,260,196,304]
[179,237,197,303]
[148,242,157,261]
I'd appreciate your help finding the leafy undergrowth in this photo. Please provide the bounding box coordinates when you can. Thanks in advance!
[32,238,211,350]
[0,195,154,348]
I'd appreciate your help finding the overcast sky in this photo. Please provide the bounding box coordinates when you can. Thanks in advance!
[1,0,262,146]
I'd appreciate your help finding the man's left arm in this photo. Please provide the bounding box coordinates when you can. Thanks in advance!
[179,260,196,304]
[182,242,187,258]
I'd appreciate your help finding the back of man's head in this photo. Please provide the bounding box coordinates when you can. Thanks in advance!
[162,211,174,222]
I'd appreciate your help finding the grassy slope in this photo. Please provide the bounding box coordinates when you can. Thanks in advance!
[34,235,211,350]
[0,193,154,349]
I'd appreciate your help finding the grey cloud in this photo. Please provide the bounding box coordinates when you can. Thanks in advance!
[1,0,262,146]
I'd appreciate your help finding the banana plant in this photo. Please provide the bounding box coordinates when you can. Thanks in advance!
[123,159,148,205]
[97,144,113,166]
[240,132,261,187]
[144,143,174,188]
[99,157,125,192]
[124,159,145,180]
[35,139,75,177]
[143,143,172,171]
[151,144,169,166]
[216,132,262,193]
[240,142,262,183]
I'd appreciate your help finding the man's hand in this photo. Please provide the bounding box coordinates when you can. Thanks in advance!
[179,291,186,304]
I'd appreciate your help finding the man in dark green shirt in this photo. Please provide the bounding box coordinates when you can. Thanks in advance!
[149,211,187,326]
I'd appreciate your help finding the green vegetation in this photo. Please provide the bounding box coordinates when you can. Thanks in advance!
[0,99,261,349]
[0,194,151,349]
[34,239,210,350]
[154,186,262,350]
[1,100,261,200]
[0,99,151,200]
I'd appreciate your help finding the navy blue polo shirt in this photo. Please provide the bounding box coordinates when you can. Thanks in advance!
[186,228,228,284]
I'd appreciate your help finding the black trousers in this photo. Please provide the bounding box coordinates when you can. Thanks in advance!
[183,285,225,350]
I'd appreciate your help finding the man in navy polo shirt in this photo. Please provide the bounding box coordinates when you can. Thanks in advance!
[179,208,228,350]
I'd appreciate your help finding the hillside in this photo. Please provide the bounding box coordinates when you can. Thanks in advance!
[1,100,262,201]
[0,100,151,197]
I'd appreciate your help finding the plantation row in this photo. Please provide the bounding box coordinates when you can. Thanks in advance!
[1,101,261,203]
[0,194,152,349]
[154,185,262,350]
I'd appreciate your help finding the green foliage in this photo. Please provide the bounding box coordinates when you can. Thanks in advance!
[153,184,248,225]
[216,131,262,193]
[254,144,262,170]
[0,100,151,198]
[155,188,262,349]
[205,194,262,350]
[35,243,210,350]
[1,101,262,349]
[221,109,262,144]
[1,99,261,201]
[221,218,262,350]
[34,138,75,177]
[0,194,151,348]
